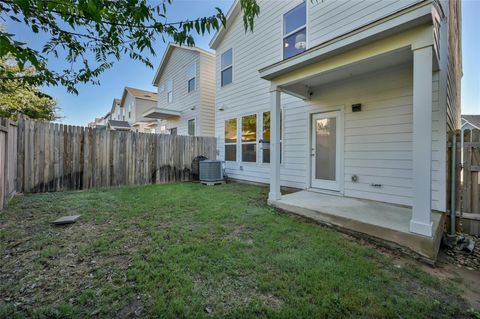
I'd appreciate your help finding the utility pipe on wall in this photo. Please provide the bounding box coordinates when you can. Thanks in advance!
[450,132,457,237]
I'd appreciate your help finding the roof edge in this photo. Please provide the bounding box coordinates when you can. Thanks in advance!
[152,43,215,86]
[209,0,241,49]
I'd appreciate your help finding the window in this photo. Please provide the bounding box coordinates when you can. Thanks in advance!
[128,103,132,119]
[241,114,257,162]
[262,111,282,163]
[170,127,177,135]
[224,119,237,161]
[188,119,196,136]
[221,49,233,87]
[283,2,307,59]
[167,79,173,103]
[187,63,196,93]
[188,78,196,93]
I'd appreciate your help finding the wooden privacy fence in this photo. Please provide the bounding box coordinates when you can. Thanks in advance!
[462,128,480,214]
[461,128,480,235]
[16,118,217,193]
[0,119,18,209]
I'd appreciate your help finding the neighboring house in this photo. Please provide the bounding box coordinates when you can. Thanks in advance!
[107,120,132,131]
[461,114,480,165]
[110,98,124,121]
[144,43,216,136]
[210,0,461,260]
[462,114,480,131]
[119,87,162,133]
[88,112,110,129]
[105,98,131,131]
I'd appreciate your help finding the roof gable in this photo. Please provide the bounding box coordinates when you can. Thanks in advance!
[120,87,158,108]
[462,115,480,130]
[152,43,214,86]
[209,0,241,49]
[110,98,121,113]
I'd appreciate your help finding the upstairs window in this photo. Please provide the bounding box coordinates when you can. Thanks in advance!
[283,2,307,59]
[170,127,177,135]
[187,63,196,93]
[128,103,132,119]
[221,49,233,87]
[167,79,173,103]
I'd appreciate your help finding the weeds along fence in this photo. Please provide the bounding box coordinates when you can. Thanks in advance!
[0,119,17,209]
[15,118,217,193]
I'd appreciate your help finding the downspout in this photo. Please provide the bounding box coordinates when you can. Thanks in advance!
[450,132,457,237]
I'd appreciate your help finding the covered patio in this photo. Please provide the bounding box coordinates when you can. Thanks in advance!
[259,21,445,261]
[270,190,444,261]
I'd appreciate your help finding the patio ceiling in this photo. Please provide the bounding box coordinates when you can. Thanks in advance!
[277,46,414,100]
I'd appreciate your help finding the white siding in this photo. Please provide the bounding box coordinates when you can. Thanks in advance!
[156,47,216,136]
[199,53,216,136]
[214,0,446,211]
[308,0,421,48]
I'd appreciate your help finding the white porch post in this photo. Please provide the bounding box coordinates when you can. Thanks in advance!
[268,88,282,202]
[410,45,433,237]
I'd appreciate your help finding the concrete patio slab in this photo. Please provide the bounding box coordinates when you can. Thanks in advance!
[269,191,444,262]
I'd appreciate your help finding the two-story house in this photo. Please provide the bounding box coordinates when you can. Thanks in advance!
[143,43,216,136]
[119,87,162,133]
[210,0,461,261]
[107,98,132,131]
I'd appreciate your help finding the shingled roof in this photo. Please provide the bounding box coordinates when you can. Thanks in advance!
[462,115,480,129]
[107,120,131,131]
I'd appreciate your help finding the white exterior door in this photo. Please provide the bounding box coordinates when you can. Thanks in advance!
[311,111,342,191]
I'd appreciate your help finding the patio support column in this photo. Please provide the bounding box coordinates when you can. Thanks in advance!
[268,88,282,202]
[410,45,433,237]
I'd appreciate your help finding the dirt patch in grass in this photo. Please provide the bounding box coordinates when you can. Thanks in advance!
[193,274,283,316]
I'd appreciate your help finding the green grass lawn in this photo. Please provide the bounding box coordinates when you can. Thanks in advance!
[0,182,473,318]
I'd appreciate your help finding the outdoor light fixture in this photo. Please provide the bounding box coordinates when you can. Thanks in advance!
[352,103,362,112]
[295,33,306,50]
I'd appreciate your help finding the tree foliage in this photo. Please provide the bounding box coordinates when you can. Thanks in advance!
[0,0,260,94]
[0,55,57,120]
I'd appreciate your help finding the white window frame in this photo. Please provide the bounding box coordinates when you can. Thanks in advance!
[261,110,283,164]
[167,79,173,103]
[187,63,196,93]
[241,113,257,163]
[224,118,237,162]
[220,48,233,87]
[282,1,307,60]
[187,118,196,136]
[128,103,132,119]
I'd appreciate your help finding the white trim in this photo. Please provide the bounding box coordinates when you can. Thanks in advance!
[309,109,344,193]
[281,1,308,60]
[220,48,234,87]
[240,113,258,164]
[167,79,174,103]
[187,117,197,136]
[410,45,433,237]
[224,118,238,162]
[187,62,197,93]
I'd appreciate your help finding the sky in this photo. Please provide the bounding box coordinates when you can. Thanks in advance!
[5,0,479,125]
